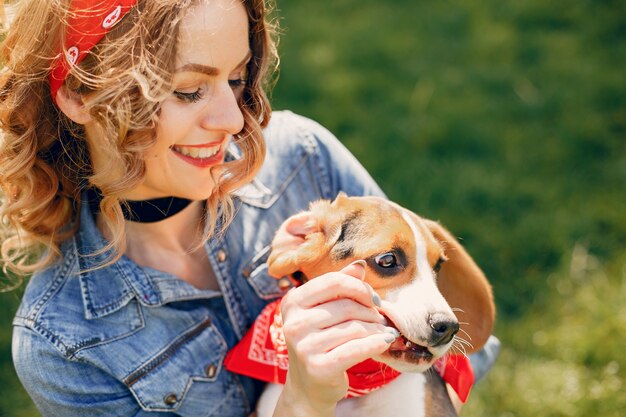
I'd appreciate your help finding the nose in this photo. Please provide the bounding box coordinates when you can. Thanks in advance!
[200,82,245,135]
[428,313,460,346]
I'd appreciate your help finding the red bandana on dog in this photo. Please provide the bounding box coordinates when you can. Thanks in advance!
[225,299,475,402]
[49,0,137,102]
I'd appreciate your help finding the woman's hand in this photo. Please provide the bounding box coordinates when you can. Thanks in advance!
[273,261,399,417]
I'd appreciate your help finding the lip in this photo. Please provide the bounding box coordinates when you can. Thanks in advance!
[171,142,226,168]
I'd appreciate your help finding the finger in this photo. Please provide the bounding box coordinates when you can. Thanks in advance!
[323,332,397,371]
[339,260,366,280]
[300,321,399,354]
[281,299,386,346]
[285,271,377,309]
[305,298,387,329]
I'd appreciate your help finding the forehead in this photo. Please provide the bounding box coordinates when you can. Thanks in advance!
[402,209,442,265]
[176,0,249,65]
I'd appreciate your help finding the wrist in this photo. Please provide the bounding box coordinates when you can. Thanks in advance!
[274,382,336,417]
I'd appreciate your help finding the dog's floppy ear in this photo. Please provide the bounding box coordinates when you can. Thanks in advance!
[267,212,317,277]
[267,207,341,278]
[425,220,495,353]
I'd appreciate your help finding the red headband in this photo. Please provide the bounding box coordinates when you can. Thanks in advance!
[49,0,137,103]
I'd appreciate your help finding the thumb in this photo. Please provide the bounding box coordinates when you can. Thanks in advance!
[340,260,367,280]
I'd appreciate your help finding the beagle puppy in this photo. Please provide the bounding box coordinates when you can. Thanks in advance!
[245,193,495,416]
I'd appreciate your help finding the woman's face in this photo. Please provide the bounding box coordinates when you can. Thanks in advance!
[127,0,250,201]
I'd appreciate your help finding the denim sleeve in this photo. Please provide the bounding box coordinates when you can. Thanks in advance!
[12,326,176,417]
[291,113,386,199]
[470,335,501,383]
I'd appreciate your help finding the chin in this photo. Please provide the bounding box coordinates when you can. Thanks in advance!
[167,178,220,202]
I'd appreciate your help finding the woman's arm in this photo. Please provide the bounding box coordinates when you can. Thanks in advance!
[12,326,164,417]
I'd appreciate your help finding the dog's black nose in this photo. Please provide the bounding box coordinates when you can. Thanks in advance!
[428,314,460,346]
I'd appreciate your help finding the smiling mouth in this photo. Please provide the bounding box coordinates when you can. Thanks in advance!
[170,142,226,168]
[172,144,221,159]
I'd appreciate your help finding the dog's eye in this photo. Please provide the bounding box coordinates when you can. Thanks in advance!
[375,252,398,268]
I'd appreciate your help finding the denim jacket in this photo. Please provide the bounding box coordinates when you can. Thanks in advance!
[12,111,499,417]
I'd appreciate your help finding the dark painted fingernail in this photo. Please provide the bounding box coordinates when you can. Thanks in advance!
[385,327,400,338]
[372,292,382,307]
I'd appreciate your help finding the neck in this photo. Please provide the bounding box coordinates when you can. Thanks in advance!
[97,200,206,255]
[96,199,220,291]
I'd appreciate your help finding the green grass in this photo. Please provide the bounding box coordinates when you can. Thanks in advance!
[2,0,625,415]
[0,288,35,417]
[466,251,626,417]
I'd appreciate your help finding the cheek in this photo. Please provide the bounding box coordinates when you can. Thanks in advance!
[156,101,196,143]
[141,137,177,180]
[143,136,172,161]
[151,114,192,158]
[141,156,166,183]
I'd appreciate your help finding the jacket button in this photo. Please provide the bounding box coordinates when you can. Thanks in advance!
[163,393,178,406]
[205,364,217,378]
[217,249,227,262]
[277,277,292,290]
[242,265,252,278]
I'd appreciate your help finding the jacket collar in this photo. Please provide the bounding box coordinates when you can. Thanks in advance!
[76,198,161,319]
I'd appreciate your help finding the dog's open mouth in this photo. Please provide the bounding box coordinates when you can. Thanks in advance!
[388,336,433,361]
[383,315,434,363]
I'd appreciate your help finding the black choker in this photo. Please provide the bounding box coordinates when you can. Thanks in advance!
[121,197,193,223]
[86,188,193,223]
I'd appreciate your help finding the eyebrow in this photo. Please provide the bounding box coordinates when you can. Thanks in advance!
[176,51,252,76]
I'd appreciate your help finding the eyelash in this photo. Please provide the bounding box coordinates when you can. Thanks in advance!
[173,78,248,103]
[174,89,203,103]
[229,78,247,89]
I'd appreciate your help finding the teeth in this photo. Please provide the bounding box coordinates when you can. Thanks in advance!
[174,145,220,159]
[200,147,219,158]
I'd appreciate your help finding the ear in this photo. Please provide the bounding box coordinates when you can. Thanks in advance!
[425,220,495,353]
[267,212,320,278]
[55,85,92,125]
[267,211,331,278]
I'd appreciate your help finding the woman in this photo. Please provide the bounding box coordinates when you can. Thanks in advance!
[0,1,498,416]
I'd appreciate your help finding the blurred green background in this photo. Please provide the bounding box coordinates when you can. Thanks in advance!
[1,0,625,416]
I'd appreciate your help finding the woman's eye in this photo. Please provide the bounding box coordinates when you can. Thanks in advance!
[375,252,398,268]
[173,88,203,103]
[433,256,446,273]
[228,78,247,89]
[229,64,249,90]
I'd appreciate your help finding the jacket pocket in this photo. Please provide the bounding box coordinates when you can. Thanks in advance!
[124,317,248,416]
[241,244,292,300]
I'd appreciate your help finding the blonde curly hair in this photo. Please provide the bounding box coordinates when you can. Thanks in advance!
[0,0,278,286]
